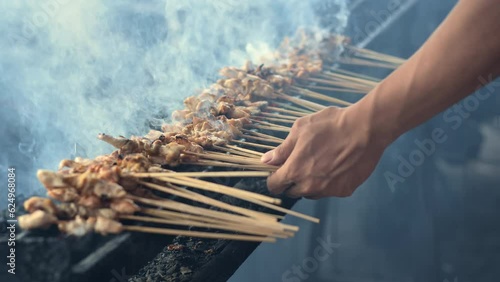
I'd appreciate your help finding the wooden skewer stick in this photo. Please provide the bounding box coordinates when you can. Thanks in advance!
[123,225,277,242]
[347,46,406,65]
[277,93,326,111]
[337,57,399,69]
[257,112,298,120]
[131,171,271,178]
[212,146,260,158]
[185,151,276,166]
[138,181,277,222]
[241,134,287,145]
[320,71,379,87]
[232,140,276,150]
[254,116,295,125]
[120,215,292,238]
[265,106,308,117]
[328,69,380,82]
[250,124,290,133]
[251,119,291,130]
[164,177,320,223]
[142,208,295,232]
[299,77,373,92]
[241,129,285,142]
[225,145,264,157]
[205,150,260,160]
[214,145,264,158]
[299,84,367,94]
[131,195,286,232]
[184,160,277,171]
[290,87,353,107]
[142,208,231,225]
[160,176,282,206]
[271,102,314,113]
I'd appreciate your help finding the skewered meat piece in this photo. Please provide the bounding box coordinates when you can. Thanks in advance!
[24,197,57,215]
[120,153,151,173]
[144,130,164,141]
[161,123,183,134]
[93,180,127,198]
[229,107,250,119]
[18,210,57,230]
[58,159,88,173]
[97,133,129,149]
[47,187,80,202]
[37,170,72,190]
[94,208,117,219]
[184,96,200,112]
[110,198,140,214]
[198,91,217,102]
[58,216,96,236]
[160,142,185,166]
[94,216,123,235]
[95,165,120,183]
[194,99,216,115]
[172,109,193,122]
[144,139,162,156]
[56,203,79,219]
[78,195,102,208]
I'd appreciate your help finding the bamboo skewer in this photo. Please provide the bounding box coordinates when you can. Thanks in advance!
[185,151,276,167]
[329,69,380,82]
[206,150,260,160]
[299,77,373,92]
[265,106,308,117]
[242,134,288,145]
[142,208,296,232]
[214,145,263,158]
[160,177,320,223]
[120,215,291,238]
[232,139,276,150]
[254,116,295,124]
[130,195,284,232]
[320,71,379,87]
[290,87,353,106]
[185,160,277,171]
[123,225,276,242]
[277,93,327,111]
[347,46,406,65]
[225,145,264,157]
[138,181,278,222]
[241,129,285,142]
[256,112,298,120]
[298,84,367,94]
[132,171,271,178]
[337,57,399,69]
[156,176,281,205]
[271,101,314,113]
[250,119,290,129]
[250,125,290,133]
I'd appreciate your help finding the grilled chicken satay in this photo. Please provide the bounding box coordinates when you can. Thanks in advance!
[18,210,58,230]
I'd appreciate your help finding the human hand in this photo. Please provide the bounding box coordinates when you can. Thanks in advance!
[261,106,390,199]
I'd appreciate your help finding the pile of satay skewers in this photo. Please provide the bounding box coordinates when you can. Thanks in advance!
[18,30,404,242]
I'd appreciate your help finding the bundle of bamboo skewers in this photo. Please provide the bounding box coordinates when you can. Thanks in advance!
[18,30,405,242]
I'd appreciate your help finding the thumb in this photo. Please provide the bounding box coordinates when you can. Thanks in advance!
[261,135,296,166]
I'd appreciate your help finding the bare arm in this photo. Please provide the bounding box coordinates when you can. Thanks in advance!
[262,0,500,198]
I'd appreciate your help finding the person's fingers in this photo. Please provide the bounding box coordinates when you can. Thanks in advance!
[266,163,295,195]
[284,182,308,198]
[260,132,297,166]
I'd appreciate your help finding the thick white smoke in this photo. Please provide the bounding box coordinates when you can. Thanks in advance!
[0,0,349,202]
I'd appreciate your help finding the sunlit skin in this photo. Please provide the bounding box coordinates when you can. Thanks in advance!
[262,0,500,199]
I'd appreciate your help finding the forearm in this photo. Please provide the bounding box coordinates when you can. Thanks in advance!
[353,0,500,145]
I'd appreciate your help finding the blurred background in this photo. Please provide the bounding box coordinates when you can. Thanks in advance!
[1,0,499,281]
